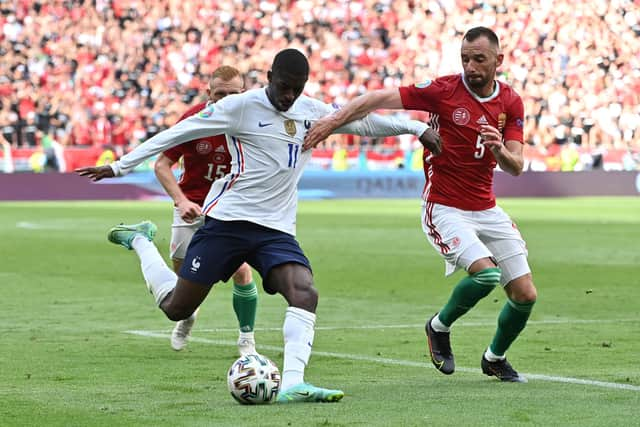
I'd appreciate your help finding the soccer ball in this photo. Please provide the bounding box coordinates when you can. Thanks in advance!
[227,353,281,404]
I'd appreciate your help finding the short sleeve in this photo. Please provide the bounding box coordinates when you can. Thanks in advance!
[399,78,447,113]
[502,95,525,144]
[163,145,183,162]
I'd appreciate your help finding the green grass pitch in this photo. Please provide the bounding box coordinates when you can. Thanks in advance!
[1,197,639,426]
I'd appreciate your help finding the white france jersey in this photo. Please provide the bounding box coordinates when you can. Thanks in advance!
[114,88,428,235]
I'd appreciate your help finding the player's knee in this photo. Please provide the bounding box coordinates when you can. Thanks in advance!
[161,302,197,322]
[517,284,537,304]
[232,263,253,285]
[165,308,196,322]
[171,258,184,274]
[290,284,318,312]
[508,278,537,304]
[286,275,317,312]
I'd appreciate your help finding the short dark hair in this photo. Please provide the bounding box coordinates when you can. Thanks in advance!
[271,49,309,77]
[463,26,500,49]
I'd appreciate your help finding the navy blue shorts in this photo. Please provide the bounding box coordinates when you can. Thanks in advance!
[179,218,312,287]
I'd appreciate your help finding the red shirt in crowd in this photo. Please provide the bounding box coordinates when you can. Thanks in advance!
[92,115,112,146]
[162,102,233,206]
[399,74,524,211]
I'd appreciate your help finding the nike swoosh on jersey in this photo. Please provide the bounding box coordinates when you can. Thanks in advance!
[258,122,273,127]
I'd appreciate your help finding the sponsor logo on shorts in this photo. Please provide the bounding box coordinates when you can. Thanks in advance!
[190,256,201,273]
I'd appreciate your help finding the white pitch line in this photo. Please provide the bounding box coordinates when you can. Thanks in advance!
[16,221,44,229]
[125,330,640,392]
[137,318,640,334]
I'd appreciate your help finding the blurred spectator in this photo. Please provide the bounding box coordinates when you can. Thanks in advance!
[0,0,637,171]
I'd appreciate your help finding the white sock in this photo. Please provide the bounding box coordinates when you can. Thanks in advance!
[431,314,451,333]
[281,306,316,390]
[131,235,176,305]
[484,347,505,362]
[238,331,254,341]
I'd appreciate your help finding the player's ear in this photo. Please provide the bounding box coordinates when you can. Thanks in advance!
[496,53,504,68]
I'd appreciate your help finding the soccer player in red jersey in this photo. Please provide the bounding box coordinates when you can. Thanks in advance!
[304,27,537,382]
[154,66,258,354]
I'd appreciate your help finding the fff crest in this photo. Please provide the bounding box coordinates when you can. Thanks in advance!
[284,119,297,137]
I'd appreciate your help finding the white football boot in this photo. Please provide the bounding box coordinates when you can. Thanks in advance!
[170,308,199,351]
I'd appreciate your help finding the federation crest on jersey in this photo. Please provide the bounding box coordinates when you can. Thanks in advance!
[415,79,432,88]
[284,119,297,137]
[196,141,212,154]
[198,105,215,118]
[452,108,470,125]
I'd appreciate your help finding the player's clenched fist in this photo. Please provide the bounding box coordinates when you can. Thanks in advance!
[419,128,442,156]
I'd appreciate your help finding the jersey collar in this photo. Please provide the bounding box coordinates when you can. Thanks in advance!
[460,73,500,102]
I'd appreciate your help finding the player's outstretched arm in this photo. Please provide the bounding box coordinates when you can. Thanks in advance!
[336,112,430,143]
[303,89,403,151]
[77,108,231,180]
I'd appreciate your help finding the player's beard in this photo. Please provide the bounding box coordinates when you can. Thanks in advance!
[464,74,488,89]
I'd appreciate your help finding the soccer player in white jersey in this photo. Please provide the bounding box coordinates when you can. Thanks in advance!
[77,49,441,403]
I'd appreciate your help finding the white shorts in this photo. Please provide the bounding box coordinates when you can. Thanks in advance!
[421,202,531,286]
[170,207,205,260]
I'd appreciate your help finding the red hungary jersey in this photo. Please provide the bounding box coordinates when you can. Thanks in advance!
[163,102,232,206]
[399,74,524,211]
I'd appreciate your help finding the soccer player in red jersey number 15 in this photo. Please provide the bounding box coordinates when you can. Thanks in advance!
[154,66,258,354]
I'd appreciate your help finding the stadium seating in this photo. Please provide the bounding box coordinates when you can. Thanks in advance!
[0,1,638,172]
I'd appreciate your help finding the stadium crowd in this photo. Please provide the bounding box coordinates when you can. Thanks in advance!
[1,0,639,171]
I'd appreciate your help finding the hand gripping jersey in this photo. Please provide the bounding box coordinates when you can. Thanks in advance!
[113,88,427,235]
[163,102,232,206]
[399,74,525,211]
